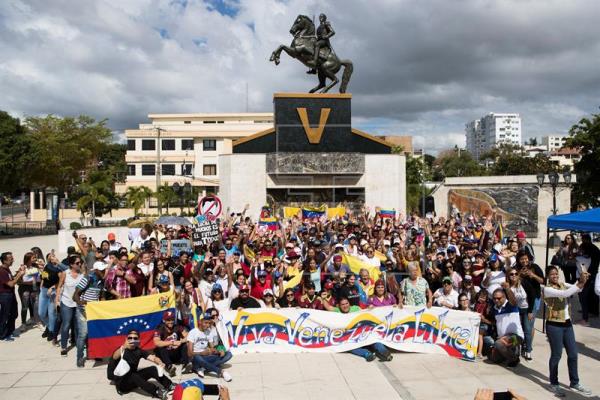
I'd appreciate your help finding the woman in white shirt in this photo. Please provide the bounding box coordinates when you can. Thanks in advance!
[543,266,592,397]
[55,255,83,358]
[505,267,535,360]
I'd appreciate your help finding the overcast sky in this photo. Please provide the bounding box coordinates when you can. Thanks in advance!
[1,0,599,153]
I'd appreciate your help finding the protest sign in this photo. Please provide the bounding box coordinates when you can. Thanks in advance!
[159,239,192,257]
[192,219,220,246]
[199,195,222,221]
[220,306,480,361]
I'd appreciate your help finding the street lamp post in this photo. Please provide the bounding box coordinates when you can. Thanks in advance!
[537,170,572,248]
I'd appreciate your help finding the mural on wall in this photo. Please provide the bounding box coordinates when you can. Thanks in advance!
[448,186,539,236]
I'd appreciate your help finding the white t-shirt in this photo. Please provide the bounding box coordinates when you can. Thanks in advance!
[433,288,459,308]
[187,328,211,353]
[199,280,214,301]
[510,284,528,309]
[205,298,231,315]
[215,276,229,297]
[483,270,506,295]
[360,255,381,268]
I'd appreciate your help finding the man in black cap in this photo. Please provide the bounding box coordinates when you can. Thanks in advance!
[153,311,190,377]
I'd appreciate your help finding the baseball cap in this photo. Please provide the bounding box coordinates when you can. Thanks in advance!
[107,233,116,241]
[158,275,170,285]
[93,261,107,271]
[202,312,213,320]
[516,231,526,239]
[263,288,274,296]
[464,274,473,281]
[442,276,453,284]
[447,245,457,253]
[333,254,342,262]
[162,311,175,321]
[324,281,334,290]
[489,253,499,263]
[211,283,223,293]
[286,251,299,259]
[305,281,315,289]
[383,240,391,246]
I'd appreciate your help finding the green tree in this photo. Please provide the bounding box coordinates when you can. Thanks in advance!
[433,148,484,179]
[76,175,110,222]
[0,111,31,194]
[481,143,555,175]
[97,143,127,183]
[155,184,178,214]
[23,115,112,191]
[566,112,600,207]
[126,186,153,216]
[405,155,433,214]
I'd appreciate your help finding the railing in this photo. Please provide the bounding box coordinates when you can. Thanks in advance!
[0,222,58,237]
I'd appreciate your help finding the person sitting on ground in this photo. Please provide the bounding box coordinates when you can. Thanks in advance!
[433,276,459,309]
[229,284,261,310]
[153,311,191,377]
[107,329,173,399]
[323,297,393,362]
[187,313,232,382]
[487,284,523,367]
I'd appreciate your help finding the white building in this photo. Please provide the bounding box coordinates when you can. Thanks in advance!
[466,113,522,160]
[117,113,273,194]
[541,135,568,151]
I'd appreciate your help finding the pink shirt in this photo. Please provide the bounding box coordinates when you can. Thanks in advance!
[368,293,397,307]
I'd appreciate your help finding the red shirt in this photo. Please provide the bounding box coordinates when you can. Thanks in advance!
[251,278,272,299]
[298,294,324,310]
[0,266,14,294]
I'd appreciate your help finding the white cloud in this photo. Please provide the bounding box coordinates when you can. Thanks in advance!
[0,0,599,153]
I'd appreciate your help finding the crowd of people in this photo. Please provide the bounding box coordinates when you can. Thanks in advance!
[1,206,599,398]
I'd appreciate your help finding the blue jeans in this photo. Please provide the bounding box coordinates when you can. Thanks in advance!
[38,289,57,335]
[525,297,541,350]
[60,303,77,350]
[546,323,579,386]
[75,306,88,360]
[519,308,533,352]
[349,342,387,359]
[192,351,232,375]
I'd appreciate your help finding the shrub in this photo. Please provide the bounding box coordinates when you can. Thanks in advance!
[70,221,82,230]
[119,219,128,226]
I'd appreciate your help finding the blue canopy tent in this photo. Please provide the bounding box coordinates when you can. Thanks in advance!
[543,208,600,331]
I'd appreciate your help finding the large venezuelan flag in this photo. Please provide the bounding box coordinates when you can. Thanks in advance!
[258,216,279,231]
[302,206,326,220]
[86,291,176,358]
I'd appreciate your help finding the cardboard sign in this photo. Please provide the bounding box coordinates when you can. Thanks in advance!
[159,239,192,257]
[192,219,220,246]
[199,195,222,221]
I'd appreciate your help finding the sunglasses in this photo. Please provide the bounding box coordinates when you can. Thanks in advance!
[286,294,294,297]
[509,273,518,276]
[211,314,219,318]
[493,296,504,300]
[264,294,273,297]
[127,336,139,340]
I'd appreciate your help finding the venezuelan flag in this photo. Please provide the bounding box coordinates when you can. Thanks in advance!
[340,253,382,281]
[173,379,205,400]
[378,209,396,219]
[302,205,326,220]
[86,291,176,358]
[259,216,279,231]
[283,207,301,219]
[188,301,203,331]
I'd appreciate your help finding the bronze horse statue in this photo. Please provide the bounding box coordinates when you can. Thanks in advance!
[269,15,353,93]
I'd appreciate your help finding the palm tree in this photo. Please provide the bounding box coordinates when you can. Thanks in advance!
[155,184,178,214]
[126,186,153,216]
[76,179,110,225]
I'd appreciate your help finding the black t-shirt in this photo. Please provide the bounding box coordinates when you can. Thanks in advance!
[521,263,545,299]
[339,285,361,306]
[107,347,150,380]
[230,296,261,309]
[41,264,61,289]
[169,264,184,286]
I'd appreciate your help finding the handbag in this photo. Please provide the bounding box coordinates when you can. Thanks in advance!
[113,348,131,377]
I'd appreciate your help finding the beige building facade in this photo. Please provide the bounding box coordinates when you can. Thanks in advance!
[116,113,274,193]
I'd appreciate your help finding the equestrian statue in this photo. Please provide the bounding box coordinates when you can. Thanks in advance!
[270,14,353,93]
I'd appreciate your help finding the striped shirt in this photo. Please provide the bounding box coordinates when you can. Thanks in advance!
[77,274,104,302]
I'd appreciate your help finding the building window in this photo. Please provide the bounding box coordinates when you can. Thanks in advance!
[141,164,156,176]
[142,139,156,151]
[161,139,175,151]
[182,164,193,176]
[127,139,136,151]
[182,139,194,150]
[203,120,216,124]
[203,139,217,151]
[161,164,175,176]
[203,164,217,176]
[184,121,191,124]
[127,164,136,176]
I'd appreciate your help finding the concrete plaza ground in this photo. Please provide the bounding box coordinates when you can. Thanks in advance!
[0,316,599,400]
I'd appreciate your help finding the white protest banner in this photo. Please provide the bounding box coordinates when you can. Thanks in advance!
[159,239,192,256]
[220,306,480,361]
[192,219,220,246]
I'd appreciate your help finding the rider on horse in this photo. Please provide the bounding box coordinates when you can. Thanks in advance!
[307,13,335,74]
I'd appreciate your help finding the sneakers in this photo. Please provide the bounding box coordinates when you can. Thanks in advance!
[167,364,176,377]
[46,335,53,342]
[182,362,193,374]
[523,351,532,361]
[60,348,68,357]
[156,388,169,400]
[42,329,49,338]
[549,385,565,397]
[195,368,205,378]
[570,383,592,396]
[375,350,393,362]
[2,336,15,342]
[77,358,85,368]
[365,352,376,362]
[221,371,232,382]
